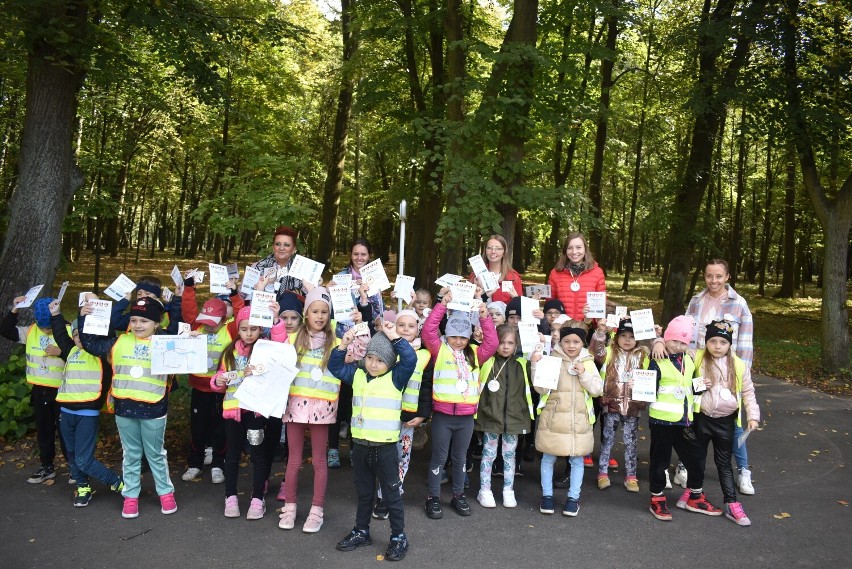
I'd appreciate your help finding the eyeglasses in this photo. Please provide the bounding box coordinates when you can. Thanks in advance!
[486,246,504,252]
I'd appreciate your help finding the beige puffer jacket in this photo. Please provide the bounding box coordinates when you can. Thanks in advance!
[533,347,603,457]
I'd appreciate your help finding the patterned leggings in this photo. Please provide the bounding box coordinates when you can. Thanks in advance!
[598,413,639,477]
[480,432,518,491]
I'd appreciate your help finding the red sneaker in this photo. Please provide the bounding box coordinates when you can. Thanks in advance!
[685,493,722,516]
[649,496,672,521]
[583,455,593,467]
[608,458,618,468]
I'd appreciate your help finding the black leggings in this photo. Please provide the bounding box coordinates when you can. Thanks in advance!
[694,411,738,503]
[224,414,277,499]
[648,422,704,495]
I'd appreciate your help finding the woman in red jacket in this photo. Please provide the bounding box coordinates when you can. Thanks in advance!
[468,235,523,303]
[547,232,606,321]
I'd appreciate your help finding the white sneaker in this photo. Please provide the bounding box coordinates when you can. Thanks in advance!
[211,467,225,484]
[477,489,496,508]
[502,489,517,508]
[673,463,688,488]
[182,467,202,481]
[664,469,672,489]
[203,447,213,466]
[738,468,755,495]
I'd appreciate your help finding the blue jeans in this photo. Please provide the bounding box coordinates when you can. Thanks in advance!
[541,454,584,500]
[733,424,749,469]
[60,411,121,488]
[115,415,174,498]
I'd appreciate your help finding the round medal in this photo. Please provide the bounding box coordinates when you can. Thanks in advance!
[130,365,144,379]
[311,367,323,382]
[673,386,685,399]
[488,379,500,392]
[719,387,733,401]
[207,357,215,369]
[570,281,580,292]
[456,379,468,393]
[567,366,578,376]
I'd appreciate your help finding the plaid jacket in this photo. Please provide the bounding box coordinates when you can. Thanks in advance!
[686,285,754,370]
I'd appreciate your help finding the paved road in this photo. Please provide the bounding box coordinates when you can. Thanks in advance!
[1,375,850,569]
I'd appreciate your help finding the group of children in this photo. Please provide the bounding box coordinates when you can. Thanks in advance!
[3,234,762,563]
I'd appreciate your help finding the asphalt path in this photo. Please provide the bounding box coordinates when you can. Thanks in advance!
[1,374,850,569]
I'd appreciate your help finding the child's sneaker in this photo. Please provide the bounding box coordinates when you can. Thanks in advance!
[608,458,618,468]
[724,501,752,526]
[327,449,341,469]
[476,489,496,508]
[302,505,324,533]
[562,497,580,517]
[181,467,201,481]
[224,495,240,518]
[74,485,94,507]
[122,497,139,519]
[27,465,56,484]
[737,467,755,495]
[673,462,688,488]
[246,497,265,520]
[685,493,722,516]
[425,496,443,519]
[502,489,517,508]
[583,455,593,467]
[159,492,178,515]
[597,474,611,490]
[649,495,672,521]
[210,467,225,484]
[450,494,471,516]
[385,533,409,561]
[624,476,639,493]
[110,477,124,493]
[539,495,555,514]
[279,503,297,529]
[336,528,372,551]
[372,498,389,519]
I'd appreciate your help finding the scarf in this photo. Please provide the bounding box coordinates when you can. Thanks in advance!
[568,262,586,277]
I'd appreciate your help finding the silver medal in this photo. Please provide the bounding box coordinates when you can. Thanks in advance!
[719,387,733,401]
[311,367,323,382]
[130,365,144,379]
[570,281,580,292]
[207,357,214,369]
[673,386,685,399]
[456,379,468,393]
[487,379,500,392]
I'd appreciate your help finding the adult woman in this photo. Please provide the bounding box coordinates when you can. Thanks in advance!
[252,226,306,302]
[684,259,756,495]
[469,235,523,303]
[547,232,606,321]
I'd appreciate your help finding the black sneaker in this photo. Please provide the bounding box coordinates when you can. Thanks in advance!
[74,485,94,507]
[451,495,472,516]
[27,465,56,484]
[425,496,443,519]
[372,498,389,520]
[385,533,409,561]
[539,495,555,514]
[563,497,580,517]
[336,529,372,551]
[553,474,570,489]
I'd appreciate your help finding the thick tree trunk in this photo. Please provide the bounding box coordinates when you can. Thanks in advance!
[729,107,747,288]
[776,144,798,297]
[316,0,357,267]
[757,135,773,296]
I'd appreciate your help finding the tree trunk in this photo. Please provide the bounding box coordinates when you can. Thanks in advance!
[316,0,358,267]
[757,134,773,296]
[729,107,747,288]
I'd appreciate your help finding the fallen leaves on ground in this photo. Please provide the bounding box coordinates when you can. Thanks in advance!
[773,512,791,519]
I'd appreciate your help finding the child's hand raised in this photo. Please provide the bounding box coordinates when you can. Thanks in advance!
[441,291,452,306]
[382,320,399,341]
[478,301,489,319]
[48,300,61,316]
[269,301,280,323]
[11,296,27,312]
[340,329,356,348]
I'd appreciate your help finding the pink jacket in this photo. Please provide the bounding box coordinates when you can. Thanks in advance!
[421,302,498,416]
[548,262,606,321]
[211,319,288,421]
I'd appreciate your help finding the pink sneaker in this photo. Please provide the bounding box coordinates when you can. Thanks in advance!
[675,489,691,509]
[724,501,752,526]
[279,503,297,530]
[160,492,178,515]
[246,498,266,520]
[302,505,324,533]
[277,481,287,502]
[224,495,240,518]
[122,497,139,519]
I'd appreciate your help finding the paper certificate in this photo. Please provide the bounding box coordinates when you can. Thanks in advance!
[249,291,276,327]
[289,255,325,284]
[226,263,240,280]
[615,306,628,319]
[586,291,606,319]
[606,313,621,329]
[208,263,231,294]
[518,321,539,354]
[15,285,44,309]
[360,259,391,296]
[393,275,415,303]
[533,355,562,390]
[630,308,656,341]
[82,299,112,336]
[435,274,463,288]
[631,369,657,402]
[447,281,477,312]
[240,266,261,299]
[151,335,209,375]
[520,296,540,324]
[525,285,551,298]
[334,273,353,288]
[234,340,299,417]
[170,265,183,288]
[501,281,514,293]
[469,255,497,292]
[104,274,136,301]
[330,285,357,322]
[56,281,69,303]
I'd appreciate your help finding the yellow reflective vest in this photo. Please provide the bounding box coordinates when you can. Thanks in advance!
[432,343,481,405]
[401,349,430,413]
[25,324,69,388]
[57,347,104,404]
[110,335,167,403]
[693,349,746,427]
[648,355,695,423]
[289,332,342,402]
[350,369,403,443]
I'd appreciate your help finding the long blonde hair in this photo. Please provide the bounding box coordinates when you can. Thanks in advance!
[481,235,513,281]
[293,320,336,369]
[702,347,737,388]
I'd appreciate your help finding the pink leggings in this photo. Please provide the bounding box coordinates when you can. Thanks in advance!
[284,422,329,507]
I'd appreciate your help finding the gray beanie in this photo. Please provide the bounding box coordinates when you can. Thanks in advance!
[445,312,473,339]
[366,332,397,370]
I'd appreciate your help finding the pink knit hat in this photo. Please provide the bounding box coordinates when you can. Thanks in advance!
[304,287,331,311]
[235,306,251,328]
[396,309,419,324]
[664,315,695,343]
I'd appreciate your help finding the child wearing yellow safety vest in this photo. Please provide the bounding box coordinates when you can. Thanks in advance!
[79,295,182,520]
[690,320,760,526]
[532,320,602,517]
[422,294,497,519]
[475,324,534,510]
[47,300,123,507]
[211,303,286,521]
[647,315,714,522]
[328,322,417,561]
[1,296,69,484]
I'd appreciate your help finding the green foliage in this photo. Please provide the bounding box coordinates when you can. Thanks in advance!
[0,353,35,440]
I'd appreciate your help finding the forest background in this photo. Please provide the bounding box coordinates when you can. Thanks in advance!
[0,0,850,440]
